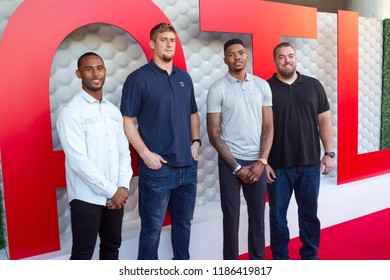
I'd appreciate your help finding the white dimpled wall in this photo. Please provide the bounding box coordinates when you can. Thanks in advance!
[0,0,384,244]
[0,0,23,38]
[358,17,383,153]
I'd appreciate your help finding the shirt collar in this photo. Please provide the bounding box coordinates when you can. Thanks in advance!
[226,71,250,83]
[271,71,302,85]
[149,59,177,75]
[80,89,108,104]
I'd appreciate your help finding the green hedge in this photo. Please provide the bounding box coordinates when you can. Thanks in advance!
[381,19,390,149]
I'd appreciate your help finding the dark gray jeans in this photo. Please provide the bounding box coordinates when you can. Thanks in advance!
[218,156,267,260]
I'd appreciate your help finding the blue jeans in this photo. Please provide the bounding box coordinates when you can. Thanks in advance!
[267,165,320,260]
[138,161,198,260]
[218,157,267,260]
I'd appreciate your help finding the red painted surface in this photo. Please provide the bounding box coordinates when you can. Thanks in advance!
[337,11,390,184]
[0,0,185,259]
[199,0,317,78]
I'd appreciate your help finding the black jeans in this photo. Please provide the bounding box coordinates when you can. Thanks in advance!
[218,157,267,260]
[69,199,124,260]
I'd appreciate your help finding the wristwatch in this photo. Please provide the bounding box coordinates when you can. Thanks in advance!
[192,138,202,147]
[325,152,335,158]
[257,158,267,165]
[232,163,242,175]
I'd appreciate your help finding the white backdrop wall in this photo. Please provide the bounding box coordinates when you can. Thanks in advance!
[1,0,390,260]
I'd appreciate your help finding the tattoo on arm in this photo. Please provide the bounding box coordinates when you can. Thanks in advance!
[207,113,237,168]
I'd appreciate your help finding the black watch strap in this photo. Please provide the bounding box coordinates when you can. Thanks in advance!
[325,152,335,158]
[192,138,202,147]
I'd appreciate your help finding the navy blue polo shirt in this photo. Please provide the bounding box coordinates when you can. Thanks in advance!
[267,72,330,168]
[120,59,198,167]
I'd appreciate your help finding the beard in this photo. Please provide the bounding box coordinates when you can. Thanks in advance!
[277,64,296,79]
[84,80,105,92]
[162,54,173,62]
[232,66,244,73]
[85,85,103,91]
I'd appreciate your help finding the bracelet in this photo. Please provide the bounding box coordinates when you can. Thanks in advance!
[232,163,242,175]
[257,158,267,165]
[192,138,202,147]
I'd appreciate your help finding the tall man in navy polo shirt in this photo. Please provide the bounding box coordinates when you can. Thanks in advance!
[120,22,200,260]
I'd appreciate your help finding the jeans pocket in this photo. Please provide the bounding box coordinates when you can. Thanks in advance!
[142,164,170,185]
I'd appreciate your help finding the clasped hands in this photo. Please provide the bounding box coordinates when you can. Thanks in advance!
[107,187,128,210]
[237,161,265,184]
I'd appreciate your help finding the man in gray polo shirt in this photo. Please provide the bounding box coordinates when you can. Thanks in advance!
[206,39,274,260]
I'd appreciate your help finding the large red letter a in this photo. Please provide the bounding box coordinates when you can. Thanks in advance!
[0,0,186,259]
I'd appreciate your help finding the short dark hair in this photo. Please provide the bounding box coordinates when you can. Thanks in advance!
[223,39,245,52]
[273,42,296,59]
[150,22,177,42]
[77,52,103,69]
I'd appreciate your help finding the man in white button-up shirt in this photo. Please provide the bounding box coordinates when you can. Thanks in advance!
[57,52,132,260]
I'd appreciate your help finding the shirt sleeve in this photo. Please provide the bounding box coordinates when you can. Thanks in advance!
[116,110,133,188]
[315,79,330,114]
[261,80,273,107]
[207,83,223,113]
[189,77,198,114]
[120,70,143,117]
